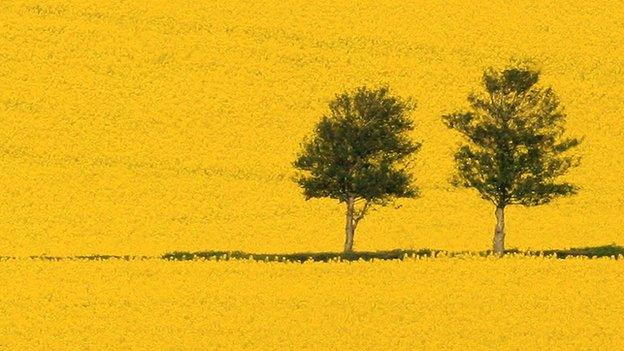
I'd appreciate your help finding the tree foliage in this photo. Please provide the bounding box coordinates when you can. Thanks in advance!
[442,63,582,208]
[294,86,421,215]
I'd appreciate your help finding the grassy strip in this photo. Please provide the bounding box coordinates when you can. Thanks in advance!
[0,245,622,261]
[162,244,624,262]
[161,249,439,262]
[0,254,152,261]
[538,244,624,259]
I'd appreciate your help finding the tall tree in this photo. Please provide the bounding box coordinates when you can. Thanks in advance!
[443,62,582,254]
[293,86,421,253]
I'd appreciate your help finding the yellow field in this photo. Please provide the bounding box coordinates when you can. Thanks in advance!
[1,2,623,349]
[1,0,623,255]
[0,257,622,350]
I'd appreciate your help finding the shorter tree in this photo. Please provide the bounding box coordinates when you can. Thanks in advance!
[293,86,421,253]
[443,62,582,254]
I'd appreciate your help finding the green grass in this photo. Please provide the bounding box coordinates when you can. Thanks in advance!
[537,244,624,259]
[1,244,622,261]
[161,244,624,262]
[0,254,151,261]
[160,249,439,262]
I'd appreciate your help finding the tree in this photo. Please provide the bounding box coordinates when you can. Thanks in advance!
[442,62,582,254]
[293,86,421,253]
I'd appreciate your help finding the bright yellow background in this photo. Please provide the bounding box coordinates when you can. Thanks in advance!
[1,257,623,350]
[1,0,623,255]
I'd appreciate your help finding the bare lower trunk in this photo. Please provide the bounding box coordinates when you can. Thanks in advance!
[344,197,355,253]
[493,207,505,255]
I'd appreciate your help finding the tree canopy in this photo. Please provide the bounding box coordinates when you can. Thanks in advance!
[294,86,421,205]
[442,63,582,209]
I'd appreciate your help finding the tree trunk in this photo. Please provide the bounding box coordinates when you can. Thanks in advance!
[493,206,505,255]
[344,197,355,253]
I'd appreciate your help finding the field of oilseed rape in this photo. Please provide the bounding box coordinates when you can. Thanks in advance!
[1,0,623,255]
[1,0,624,349]
[0,257,623,350]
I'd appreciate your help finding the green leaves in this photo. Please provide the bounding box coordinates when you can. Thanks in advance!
[484,65,539,95]
[444,63,582,208]
[295,63,581,239]
[293,86,421,207]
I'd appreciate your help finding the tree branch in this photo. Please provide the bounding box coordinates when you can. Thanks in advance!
[353,200,372,227]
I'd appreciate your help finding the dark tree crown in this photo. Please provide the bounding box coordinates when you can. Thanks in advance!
[443,62,582,208]
[293,86,421,204]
